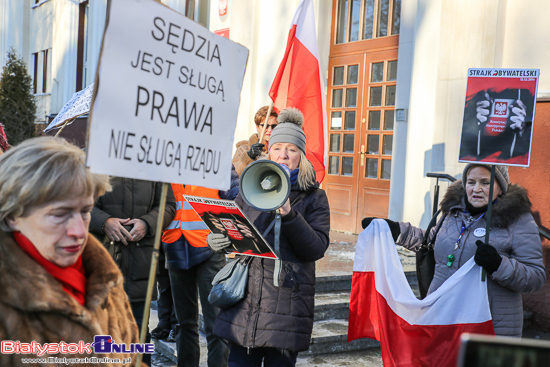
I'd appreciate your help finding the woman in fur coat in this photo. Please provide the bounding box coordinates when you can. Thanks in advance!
[207,108,331,366]
[363,163,545,336]
[232,105,279,177]
[0,137,143,366]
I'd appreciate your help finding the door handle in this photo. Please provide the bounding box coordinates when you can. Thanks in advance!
[360,144,365,166]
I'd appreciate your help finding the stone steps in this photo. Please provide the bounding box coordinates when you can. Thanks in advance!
[151,236,421,362]
[305,270,418,355]
[313,291,350,321]
[300,319,379,356]
[152,270,420,361]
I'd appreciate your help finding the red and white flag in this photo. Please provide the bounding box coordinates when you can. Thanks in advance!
[348,220,494,367]
[269,0,327,182]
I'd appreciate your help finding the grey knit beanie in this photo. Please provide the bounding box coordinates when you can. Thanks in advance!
[269,108,306,153]
[462,163,509,194]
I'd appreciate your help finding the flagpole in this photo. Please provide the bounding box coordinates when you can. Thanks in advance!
[481,165,496,281]
[258,101,274,144]
[135,182,168,367]
[54,117,76,137]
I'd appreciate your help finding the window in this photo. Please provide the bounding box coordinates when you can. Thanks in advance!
[32,52,38,94]
[364,59,396,180]
[336,0,401,44]
[42,49,48,93]
[32,49,51,94]
[76,1,89,90]
[328,63,360,176]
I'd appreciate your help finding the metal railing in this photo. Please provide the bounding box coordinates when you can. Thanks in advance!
[426,172,457,215]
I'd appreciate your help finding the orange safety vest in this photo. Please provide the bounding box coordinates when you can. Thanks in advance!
[162,184,220,247]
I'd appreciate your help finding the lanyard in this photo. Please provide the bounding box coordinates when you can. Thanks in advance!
[447,212,486,267]
[454,212,485,250]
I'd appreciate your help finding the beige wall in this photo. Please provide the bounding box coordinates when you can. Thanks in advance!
[391,0,550,227]
[208,0,332,148]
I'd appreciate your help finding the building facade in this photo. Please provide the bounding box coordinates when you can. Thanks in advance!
[1,0,549,332]
[2,0,550,233]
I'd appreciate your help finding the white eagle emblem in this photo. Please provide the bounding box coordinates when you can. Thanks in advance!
[493,101,508,116]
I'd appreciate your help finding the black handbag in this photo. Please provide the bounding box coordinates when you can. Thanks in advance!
[208,256,252,309]
[416,209,446,299]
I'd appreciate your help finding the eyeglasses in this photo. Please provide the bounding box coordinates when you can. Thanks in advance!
[258,123,278,130]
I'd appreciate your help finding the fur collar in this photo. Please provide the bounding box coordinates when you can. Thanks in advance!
[235,133,259,149]
[440,181,532,228]
[0,231,122,325]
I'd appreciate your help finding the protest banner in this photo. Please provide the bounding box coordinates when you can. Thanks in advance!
[458,68,539,167]
[85,2,248,361]
[184,195,277,259]
[87,0,248,190]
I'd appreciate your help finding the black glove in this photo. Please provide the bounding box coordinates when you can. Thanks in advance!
[362,217,400,242]
[247,143,265,159]
[474,240,502,274]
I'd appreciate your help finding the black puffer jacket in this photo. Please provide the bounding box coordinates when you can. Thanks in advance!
[90,177,176,302]
[213,185,330,352]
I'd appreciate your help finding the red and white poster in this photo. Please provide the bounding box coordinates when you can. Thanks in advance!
[458,68,539,166]
[184,195,277,259]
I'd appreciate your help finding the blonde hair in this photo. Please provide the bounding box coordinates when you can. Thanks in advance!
[297,151,317,190]
[0,137,111,231]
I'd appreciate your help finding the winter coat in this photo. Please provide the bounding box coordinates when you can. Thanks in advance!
[232,134,268,177]
[213,184,330,352]
[398,181,546,336]
[90,177,176,302]
[0,231,142,366]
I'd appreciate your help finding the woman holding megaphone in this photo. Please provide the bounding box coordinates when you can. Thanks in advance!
[207,108,330,367]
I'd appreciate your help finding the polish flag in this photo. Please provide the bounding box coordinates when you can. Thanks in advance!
[348,220,494,367]
[269,0,327,182]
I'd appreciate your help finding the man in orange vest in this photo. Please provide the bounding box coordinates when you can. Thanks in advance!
[162,174,238,367]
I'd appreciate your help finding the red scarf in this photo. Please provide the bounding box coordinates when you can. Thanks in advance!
[13,231,87,305]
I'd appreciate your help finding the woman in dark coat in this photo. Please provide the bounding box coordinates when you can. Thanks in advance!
[89,177,176,366]
[208,108,330,366]
[364,163,545,336]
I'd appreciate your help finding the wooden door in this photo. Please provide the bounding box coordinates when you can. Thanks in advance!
[325,0,400,233]
[355,51,397,231]
[325,54,365,232]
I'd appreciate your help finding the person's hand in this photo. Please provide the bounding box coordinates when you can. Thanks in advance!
[234,218,254,238]
[207,232,232,252]
[278,198,291,216]
[509,99,527,133]
[247,143,265,159]
[104,218,132,245]
[474,240,502,274]
[361,217,400,241]
[127,218,147,242]
[476,92,492,125]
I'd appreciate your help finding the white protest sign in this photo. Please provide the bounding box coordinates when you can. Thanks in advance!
[87,0,248,190]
